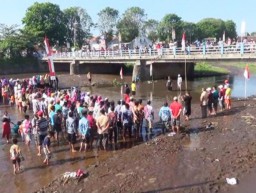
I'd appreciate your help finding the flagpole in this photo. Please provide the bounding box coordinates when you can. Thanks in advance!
[185,56,187,92]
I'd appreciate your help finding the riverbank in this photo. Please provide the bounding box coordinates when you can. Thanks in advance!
[36,98,256,193]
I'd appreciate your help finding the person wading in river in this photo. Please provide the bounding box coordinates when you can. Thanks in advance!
[170,96,182,133]
[200,88,208,118]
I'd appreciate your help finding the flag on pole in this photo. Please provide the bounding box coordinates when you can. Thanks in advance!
[150,63,153,77]
[223,31,226,42]
[241,21,246,37]
[44,36,56,77]
[181,32,186,51]
[244,64,250,79]
[120,67,123,79]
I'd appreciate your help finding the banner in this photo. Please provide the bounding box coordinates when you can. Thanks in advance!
[181,32,186,51]
[44,37,56,77]
[120,67,123,80]
[244,64,250,79]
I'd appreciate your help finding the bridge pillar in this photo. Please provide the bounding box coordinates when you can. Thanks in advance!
[70,60,80,75]
[132,60,148,82]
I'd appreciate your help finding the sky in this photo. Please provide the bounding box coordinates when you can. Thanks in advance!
[0,0,255,35]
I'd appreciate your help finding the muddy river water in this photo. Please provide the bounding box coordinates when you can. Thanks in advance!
[0,72,256,193]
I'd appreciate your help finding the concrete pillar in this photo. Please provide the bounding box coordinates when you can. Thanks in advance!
[70,60,79,75]
[132,60,147,82]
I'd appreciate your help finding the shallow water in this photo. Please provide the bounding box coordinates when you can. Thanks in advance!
[0,72,255,193]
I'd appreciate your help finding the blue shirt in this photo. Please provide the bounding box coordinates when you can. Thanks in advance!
[49,111,56,126]
[79,117,89,136]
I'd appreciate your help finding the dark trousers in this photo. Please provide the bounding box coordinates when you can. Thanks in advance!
[201,105,207,118]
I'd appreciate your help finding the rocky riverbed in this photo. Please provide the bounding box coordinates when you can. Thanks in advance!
[35,98,256,193]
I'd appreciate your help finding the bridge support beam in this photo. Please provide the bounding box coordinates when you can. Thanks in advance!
[70,60,80,75]
[132,60,147,81]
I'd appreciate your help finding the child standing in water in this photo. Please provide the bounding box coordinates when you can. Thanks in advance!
[10,138,22,174]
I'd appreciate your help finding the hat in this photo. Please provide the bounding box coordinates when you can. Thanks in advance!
[173,96,178,101]
[218,85,223,89]
[178,74,180,77]
[37,111,43,117]
[86,92,90,95]
[206,87,211,92]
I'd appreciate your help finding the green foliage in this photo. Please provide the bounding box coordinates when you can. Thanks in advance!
[97,7,119,47]
[196,18,225,40]
[0,24,37,59]
[143,19,159,43]
[224,20,237,40]
[63,7,93,48]
[117,18,139,42]
[158,14,182,42]
[195,62,228,75]
[117,7,146,42]
[22,2,66,45]
[182,22,198,43]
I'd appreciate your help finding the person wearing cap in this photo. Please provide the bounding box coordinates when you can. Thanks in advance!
[36,111,49,156]
[200,88,208,118]
[177,74,182,92]
[170,96,182,133]
[225,85,232,110]
[218,85,225,111]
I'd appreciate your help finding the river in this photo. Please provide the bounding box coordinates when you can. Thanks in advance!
[0,72,255,193]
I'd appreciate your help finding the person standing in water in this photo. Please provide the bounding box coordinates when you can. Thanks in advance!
[166,76,173,91]
[177,74,182,92]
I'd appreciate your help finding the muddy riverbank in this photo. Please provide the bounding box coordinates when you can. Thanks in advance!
[35,98,256,193]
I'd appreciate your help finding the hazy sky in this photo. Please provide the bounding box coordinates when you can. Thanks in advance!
[0,0,255,35]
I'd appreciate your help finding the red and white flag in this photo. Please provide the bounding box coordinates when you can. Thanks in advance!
[181,32,186,51]
[120,67,123,80]
[44,36,56,77]
[244,64,250,79]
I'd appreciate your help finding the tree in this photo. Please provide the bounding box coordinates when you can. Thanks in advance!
[123,7,147,33]
[117,17,139,42]
[22,2,66,45]
[224,20,237,40]
[63,7,93,48]
[158,14,182,41]
[251,32,256,36]
[143,19,159,42]
[117,7,147,42]
[0,24,37,59]
[196,18,225,40]
[181,21,198,43]
[97,7,119,47]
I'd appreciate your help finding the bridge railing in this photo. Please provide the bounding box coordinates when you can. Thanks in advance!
[44,44,256,60]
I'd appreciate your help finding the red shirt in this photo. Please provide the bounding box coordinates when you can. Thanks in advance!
[170,101,182,118]
[87,114,96,129]
[124,94,130,104]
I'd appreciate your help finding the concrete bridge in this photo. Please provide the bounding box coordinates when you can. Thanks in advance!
[42,44,256,81]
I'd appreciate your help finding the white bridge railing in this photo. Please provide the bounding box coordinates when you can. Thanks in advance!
[43,44,256,60]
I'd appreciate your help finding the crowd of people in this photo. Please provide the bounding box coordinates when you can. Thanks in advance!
[1,74,232,175]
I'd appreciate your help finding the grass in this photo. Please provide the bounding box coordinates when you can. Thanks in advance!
[195,62,229,76]
[223,62,256,74]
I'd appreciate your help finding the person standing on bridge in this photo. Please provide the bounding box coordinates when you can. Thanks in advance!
[177,74,182,92]
[87,72,92,85]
